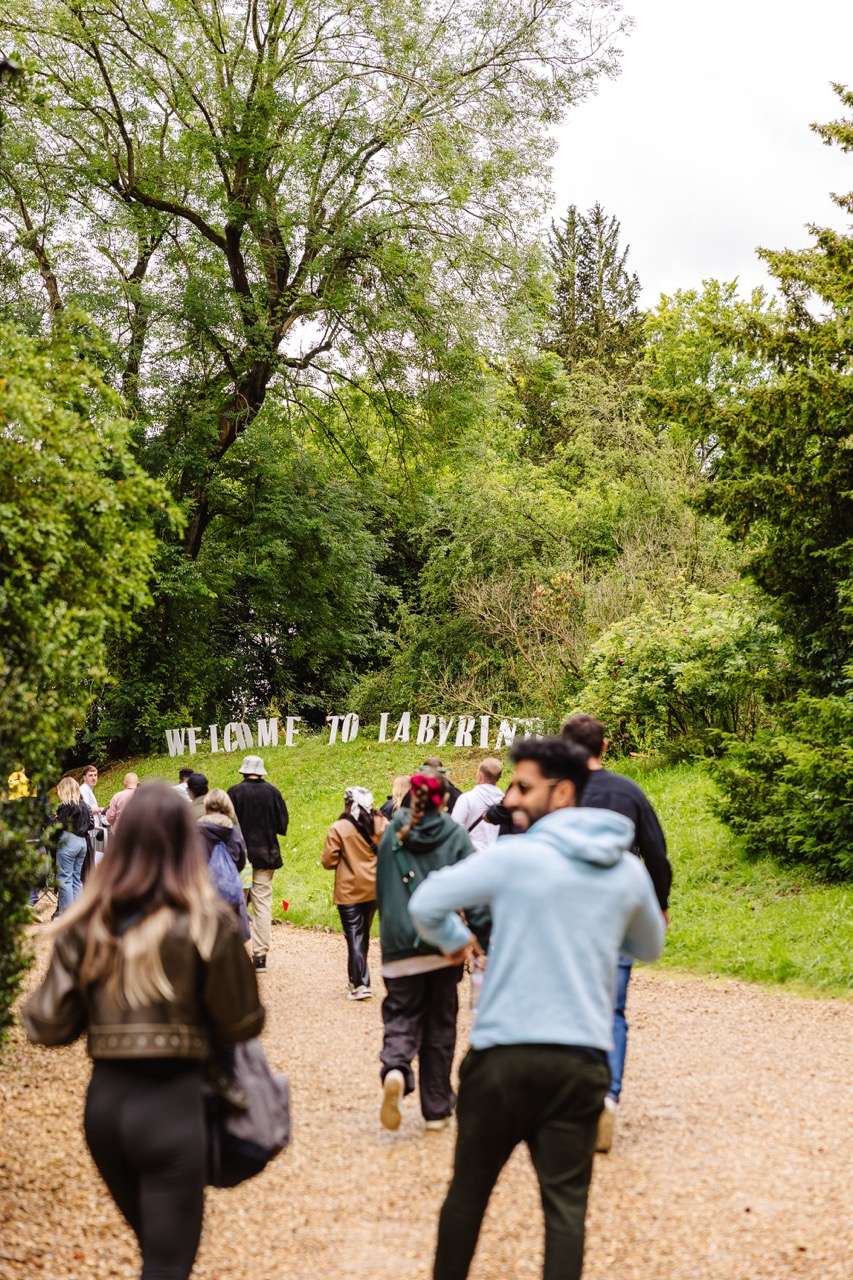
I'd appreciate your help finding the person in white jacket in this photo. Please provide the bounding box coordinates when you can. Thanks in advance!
[449,758,504,853]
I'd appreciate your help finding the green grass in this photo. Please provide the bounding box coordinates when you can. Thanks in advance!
[93,737,853,997]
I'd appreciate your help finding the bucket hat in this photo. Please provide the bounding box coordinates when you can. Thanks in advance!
[239,754,267,776]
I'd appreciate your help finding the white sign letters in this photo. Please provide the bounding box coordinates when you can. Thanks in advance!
[164,712,543,757]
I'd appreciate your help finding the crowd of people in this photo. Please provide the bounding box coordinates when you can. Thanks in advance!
[21,714,671,1280]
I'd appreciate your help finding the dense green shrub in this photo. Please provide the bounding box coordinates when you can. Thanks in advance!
[576,588,786,756]
[0,316,169,1041]
[714,695,853,881]
[0,798,43,1037]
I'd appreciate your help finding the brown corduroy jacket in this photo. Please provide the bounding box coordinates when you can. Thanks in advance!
[321,813,387,905]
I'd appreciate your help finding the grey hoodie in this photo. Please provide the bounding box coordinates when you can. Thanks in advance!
[409,806,665,1051]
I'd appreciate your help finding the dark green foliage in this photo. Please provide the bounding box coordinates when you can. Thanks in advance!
[705,85,853,879]
[699,90,853,693]
[0,797,42,1043]
[714,696,853,880]
[545,202,643,376]
[91,417,389,754]
[0,314,169,1039]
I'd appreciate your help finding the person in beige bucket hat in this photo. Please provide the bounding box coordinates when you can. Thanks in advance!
[228,755,288,971]
[238,754,267,776]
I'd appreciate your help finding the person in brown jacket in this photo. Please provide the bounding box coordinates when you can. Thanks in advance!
[322,786,387,1001]
[23,783,264,1280]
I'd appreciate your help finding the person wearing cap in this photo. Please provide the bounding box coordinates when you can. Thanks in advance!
[228,755,289,972]
[321,786,387,1000]
[401,758,462,815]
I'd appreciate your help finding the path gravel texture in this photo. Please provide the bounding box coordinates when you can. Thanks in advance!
[0,924,850,1280]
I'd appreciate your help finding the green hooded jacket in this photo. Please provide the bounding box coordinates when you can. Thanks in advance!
[377,807,487,962]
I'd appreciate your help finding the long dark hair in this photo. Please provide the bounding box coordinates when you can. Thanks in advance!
[53,782,219,1005]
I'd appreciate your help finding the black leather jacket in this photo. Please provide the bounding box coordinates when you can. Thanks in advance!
[22,908,264,1061]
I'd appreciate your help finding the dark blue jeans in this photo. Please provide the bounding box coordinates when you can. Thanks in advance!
[608,955,632,1102]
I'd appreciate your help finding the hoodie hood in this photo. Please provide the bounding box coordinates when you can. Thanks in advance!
[530,806,635,867]
[390,806,457,855]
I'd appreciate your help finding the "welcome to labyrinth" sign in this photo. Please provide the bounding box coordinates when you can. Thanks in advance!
[164,713,544,757]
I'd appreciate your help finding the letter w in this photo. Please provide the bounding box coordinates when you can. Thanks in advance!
[165,728,188,757]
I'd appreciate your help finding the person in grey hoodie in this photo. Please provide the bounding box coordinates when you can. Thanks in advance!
[408,735,665,1280]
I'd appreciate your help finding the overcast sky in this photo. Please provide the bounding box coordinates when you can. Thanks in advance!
[552,0,852,304]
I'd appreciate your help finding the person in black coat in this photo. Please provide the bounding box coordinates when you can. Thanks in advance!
[562,713,672,1153]
[227,756,288,972]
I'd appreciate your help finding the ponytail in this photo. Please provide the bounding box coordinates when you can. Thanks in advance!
[399,771,446,845]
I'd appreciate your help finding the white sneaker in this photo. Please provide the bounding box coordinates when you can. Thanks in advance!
[595,1095,617,1154]
[424,1116,451,1132]
[347,985,373,1001]
[380,1070,405,1130]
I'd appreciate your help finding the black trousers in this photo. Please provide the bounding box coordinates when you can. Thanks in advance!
[380,966,462,1120]
[433,1044,611,1280]
[84,1060,206,1280]
[337,901,376,989]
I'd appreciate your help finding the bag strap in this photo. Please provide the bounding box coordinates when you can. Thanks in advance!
[466,813,486,834]
[392,833,422,949]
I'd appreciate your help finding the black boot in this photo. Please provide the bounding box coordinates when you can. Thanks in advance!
[253,954,267,972]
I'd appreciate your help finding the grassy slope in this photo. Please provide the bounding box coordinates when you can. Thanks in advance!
[94,737,853,996]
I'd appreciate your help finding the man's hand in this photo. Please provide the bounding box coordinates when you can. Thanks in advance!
[446,934,482,966]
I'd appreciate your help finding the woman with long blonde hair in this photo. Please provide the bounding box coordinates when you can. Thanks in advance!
[53,774,94,914]
[23,783,264,1280]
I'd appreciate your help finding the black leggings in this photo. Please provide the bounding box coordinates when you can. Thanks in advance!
[84,1060,206,1280]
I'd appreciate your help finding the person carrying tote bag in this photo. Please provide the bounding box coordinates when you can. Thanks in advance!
[22,783,265,1280]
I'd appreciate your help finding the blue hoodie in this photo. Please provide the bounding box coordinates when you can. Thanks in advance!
[408,806,665,1052]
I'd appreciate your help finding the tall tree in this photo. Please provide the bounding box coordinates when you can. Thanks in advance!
[546,200,643,372]
[0,0,627,561]
[701,84,853,690]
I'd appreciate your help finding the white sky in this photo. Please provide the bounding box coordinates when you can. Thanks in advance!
[552,0,852,304]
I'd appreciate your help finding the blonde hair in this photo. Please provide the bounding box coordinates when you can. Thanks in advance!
[56,775,81,805]
[390,775,409,812]
[204,788,237,823]
[52,783,221,1008]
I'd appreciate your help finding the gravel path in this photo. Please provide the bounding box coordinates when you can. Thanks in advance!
[1,924,850,1280]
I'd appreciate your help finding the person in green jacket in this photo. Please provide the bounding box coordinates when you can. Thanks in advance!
[376,770,486,1133]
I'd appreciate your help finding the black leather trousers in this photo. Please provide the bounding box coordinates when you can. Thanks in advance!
[337,901,376,989]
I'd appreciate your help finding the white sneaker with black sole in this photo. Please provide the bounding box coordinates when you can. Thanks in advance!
[380,1069,405,1130]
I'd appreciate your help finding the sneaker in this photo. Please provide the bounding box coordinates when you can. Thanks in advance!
[380,1069,405,1131]
[595,1095,617,1153]
[253,954,267,972]
[424,1116,451,1132]
[348,985,373,1001]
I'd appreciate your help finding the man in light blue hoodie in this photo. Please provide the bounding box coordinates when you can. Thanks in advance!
[408,735,665,1280]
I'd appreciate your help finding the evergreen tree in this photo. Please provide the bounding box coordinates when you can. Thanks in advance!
[546,202,643,373]
[710,84,853,880]
[703,85,853,691]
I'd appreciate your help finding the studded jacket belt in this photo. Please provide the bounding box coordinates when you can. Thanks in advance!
[88,1023,210,1060]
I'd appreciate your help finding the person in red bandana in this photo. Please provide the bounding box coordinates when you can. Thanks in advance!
[375,770,488,1132]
